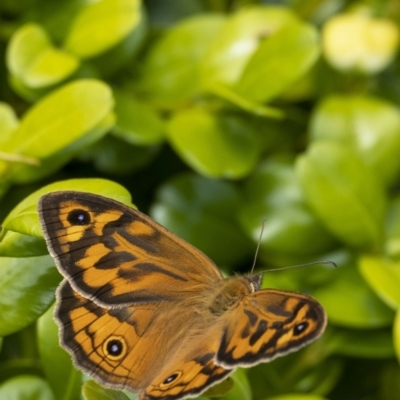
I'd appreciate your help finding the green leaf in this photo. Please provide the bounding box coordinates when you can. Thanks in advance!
[310,95,400,186]
[113,90,165,145]
[313,263,394,328]
[379,362,400,400]
[359,256,400,309]
[220,369,251,400]
[6,23,79,88]
[167,109,260,178]
[138,14,225,108]
[0,79,114,182]
[204,83,284,118]
[6,113,115,184]
[37,303,82,400]
[268,395,327,400]
[200,6,298,86]
[64,0,142,58]
[82,380,132,400]
[296,142,386,250]
[235,20,319,102]
[150,173,253,267]
[203,377,234,398]
[0,375,54,400]
[5,205,42,237]
[2,79,113,156]
[0,255,60,336]
[394,308,400,363]
[328,327,395,358]
[79,135,160,175]
[239,159,336,265]
[386,196,400,260]
[0,231,47,257]
[0,102,18,144]
[247,348,338,398]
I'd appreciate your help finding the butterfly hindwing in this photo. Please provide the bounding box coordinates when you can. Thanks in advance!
[141,328,232,400]
[57,279,232,400]
[56,280,151,391]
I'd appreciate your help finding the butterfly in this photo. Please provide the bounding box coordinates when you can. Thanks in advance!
[38,190,327,400]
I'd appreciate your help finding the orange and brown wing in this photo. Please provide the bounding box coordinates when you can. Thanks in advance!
[216,289,326,368]
[140,290,326,399]
[39,191,222,307]
[56,279,175,392]
[57,280,231,400]
[141,356,231,400]
[140,326,232,400]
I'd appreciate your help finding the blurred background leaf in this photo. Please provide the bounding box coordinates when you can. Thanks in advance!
[1,0,400,399]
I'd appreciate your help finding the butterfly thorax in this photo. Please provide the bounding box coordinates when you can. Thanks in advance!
[207,276,257,316]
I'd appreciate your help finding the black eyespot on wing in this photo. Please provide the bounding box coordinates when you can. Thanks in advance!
[107,339,123,356]
[162,372,180,385]
[67,209,91,225]
[103,336,126,360]
[293,321,309,336]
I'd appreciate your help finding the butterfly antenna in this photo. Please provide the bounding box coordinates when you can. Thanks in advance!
[265,260,337,273]
[250,218,266,275]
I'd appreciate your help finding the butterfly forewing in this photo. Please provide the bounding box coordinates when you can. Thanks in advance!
[39,191,222,307]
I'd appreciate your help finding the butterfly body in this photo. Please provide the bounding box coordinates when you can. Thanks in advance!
[38,191,327,400]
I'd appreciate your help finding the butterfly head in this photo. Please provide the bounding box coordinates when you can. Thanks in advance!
[246,273,263,293]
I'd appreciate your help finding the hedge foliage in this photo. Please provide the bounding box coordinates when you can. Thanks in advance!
[0,1,400,399]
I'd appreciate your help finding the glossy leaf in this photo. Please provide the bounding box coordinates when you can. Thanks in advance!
[6,23,79,88]
[378,362,400,400]
[113,90,164,145]
[37,303,82,400]
[138,14,225,108]
[200,6,298,86]
[9,113,115,184]
[82,380,132,400]
[65,0,142,58]
[247,348,337,398]
[310,95,400,186]
[0,102,18,144]
[79,135,160,175]
[205,82,283,118]
[0,80,114,182]
[0,231,47,257]
[268,395,327,400]
[235,20,319,102]
[296,142,386,250]
[239,159,337,264]
[0,255,60,336]
[0,375,54,400]
[359,256,400,309]
[150,173,253,267]
[386,196,400,260]
[0,2,399,398]
[203,377,234,398]
[394,308,400,363]
[167,109,260,178]
[220,369,251,400]
[328,327,395,358]
[1,79,113,156]
[313,264,394,328]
